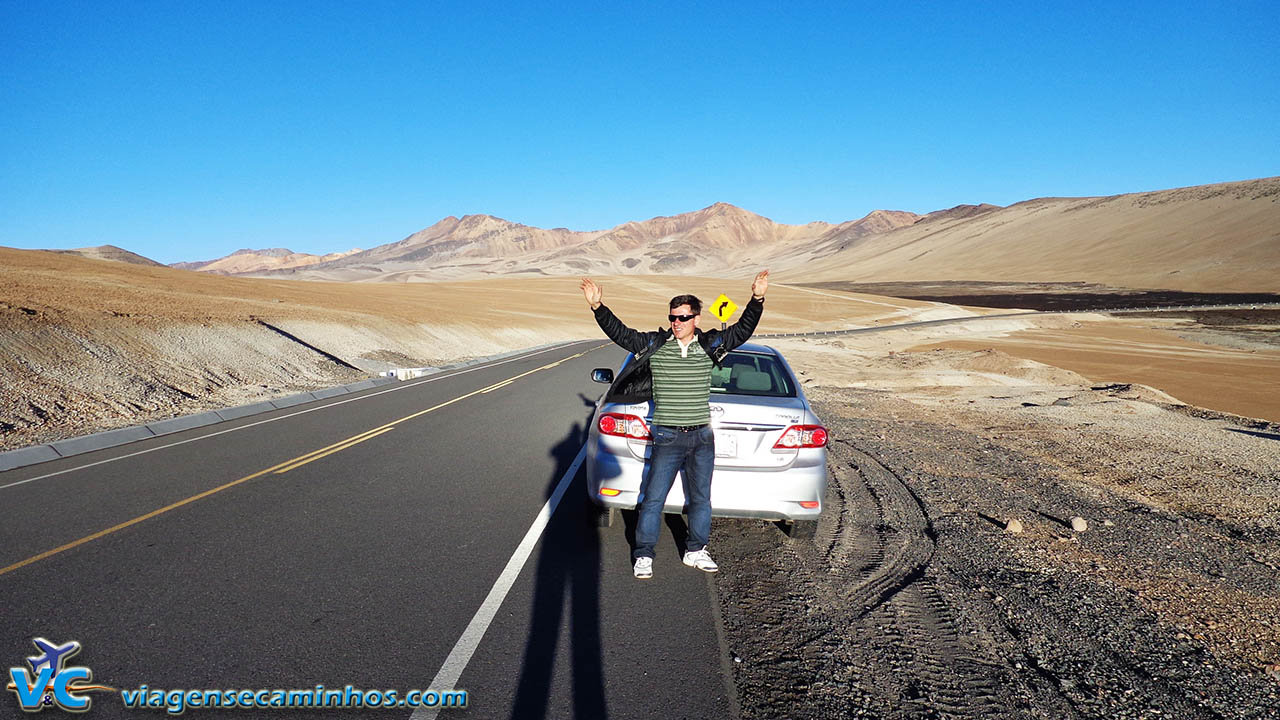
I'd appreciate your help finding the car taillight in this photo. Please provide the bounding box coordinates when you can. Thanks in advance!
[598,413,652,440]
[773,425,828,449]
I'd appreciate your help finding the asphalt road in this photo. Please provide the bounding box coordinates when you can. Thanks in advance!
[0,341,736,719]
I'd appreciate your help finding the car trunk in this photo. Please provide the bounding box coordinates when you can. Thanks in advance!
[623,394,806,470]
[708,393,807,468]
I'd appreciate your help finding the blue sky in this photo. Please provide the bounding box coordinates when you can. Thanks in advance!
[2,2,1277,264]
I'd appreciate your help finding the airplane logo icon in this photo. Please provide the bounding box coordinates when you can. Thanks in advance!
[26,638,81,677]
[7,637,112,711]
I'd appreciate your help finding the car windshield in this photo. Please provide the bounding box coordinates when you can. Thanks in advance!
[618,349,797,398]
[711,351,796,397]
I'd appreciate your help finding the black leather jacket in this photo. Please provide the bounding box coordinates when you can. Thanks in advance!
[592,296,765,403]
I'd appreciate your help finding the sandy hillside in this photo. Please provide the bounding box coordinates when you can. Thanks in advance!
[49,245,165,267]
[786,177,1280,293]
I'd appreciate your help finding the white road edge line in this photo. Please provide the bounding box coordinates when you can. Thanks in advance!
[411,444,588,720]
[0,342,593,492]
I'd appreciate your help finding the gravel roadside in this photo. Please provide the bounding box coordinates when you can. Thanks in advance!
[712,384,1280,719]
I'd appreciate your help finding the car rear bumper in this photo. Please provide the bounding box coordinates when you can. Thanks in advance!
[587,448,826,521]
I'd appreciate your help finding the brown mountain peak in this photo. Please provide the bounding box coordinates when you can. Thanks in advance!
[458,212,503,223]
[854,209,921,231]
[698,201,760,218]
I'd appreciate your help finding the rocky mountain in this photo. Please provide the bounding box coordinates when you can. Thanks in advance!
[232,202,854,281]
[168,177,1280,291]
[49,245,165,267]
[325,214,600,268]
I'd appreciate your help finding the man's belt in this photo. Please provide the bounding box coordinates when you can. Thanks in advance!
[659,424,708,432]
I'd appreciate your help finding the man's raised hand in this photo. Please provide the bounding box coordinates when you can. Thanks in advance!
[752,269,770,299]
[580,277,602,309]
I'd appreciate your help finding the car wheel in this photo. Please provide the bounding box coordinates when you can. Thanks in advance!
[786,519,817,541]
[588,502,616,528]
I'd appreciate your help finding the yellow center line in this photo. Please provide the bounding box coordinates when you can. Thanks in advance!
[480,380,515,394]
[0,344,609,578]
[272,427,396,474]
[270,425,390,469]
[2,463,282,577]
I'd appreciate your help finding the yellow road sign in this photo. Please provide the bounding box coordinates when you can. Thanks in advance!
[710,294,737,322]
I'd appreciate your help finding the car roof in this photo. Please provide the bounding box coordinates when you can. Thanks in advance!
[729,342,776,354]
[623,341,779,363]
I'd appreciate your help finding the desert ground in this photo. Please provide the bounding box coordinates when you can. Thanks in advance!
[713,371,1280,718]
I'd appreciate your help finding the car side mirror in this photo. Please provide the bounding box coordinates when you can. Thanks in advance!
[591,368,614,384]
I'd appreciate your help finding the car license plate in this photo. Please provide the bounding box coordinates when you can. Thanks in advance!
[715,431,737,458]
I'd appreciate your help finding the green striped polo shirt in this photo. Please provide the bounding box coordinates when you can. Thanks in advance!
[649,335,712,426]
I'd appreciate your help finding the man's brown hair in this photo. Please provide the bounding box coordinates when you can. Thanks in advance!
[669,294,702,314]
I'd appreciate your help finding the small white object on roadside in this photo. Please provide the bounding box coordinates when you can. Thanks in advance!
[1071,516,1089,532]
[1005,518,1024,534]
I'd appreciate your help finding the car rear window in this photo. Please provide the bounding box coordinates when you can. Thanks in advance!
[710,351,796,397]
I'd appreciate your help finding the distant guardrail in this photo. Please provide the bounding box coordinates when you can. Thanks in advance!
[754,303,1280,340]
[379,341,575,380]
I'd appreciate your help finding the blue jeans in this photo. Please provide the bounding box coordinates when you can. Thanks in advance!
[634,424,715,560]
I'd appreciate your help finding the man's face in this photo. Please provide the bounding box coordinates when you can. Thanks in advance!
[669,303,699,341]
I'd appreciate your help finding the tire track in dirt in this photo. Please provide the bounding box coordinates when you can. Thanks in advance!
[836,440,1014,719]
[716,435,1019,718]
[835,441,936,616]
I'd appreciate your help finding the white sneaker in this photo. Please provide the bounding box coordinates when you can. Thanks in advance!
[682,549,719,573]
[633,557,653,579]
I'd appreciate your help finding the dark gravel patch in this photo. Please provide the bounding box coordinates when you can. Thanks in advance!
[797,281,1280,312]
[712,389,1280,719]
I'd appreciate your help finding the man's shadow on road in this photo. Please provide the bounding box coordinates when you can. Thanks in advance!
[510,397,694,719]
[510,404,606,719]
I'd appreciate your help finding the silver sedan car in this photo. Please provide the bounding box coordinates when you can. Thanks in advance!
[586,342,828,539]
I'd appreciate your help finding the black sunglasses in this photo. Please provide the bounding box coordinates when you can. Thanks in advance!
[668,313,697,323]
